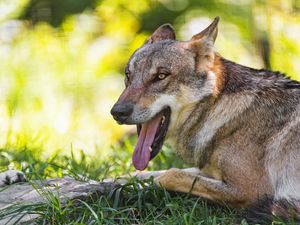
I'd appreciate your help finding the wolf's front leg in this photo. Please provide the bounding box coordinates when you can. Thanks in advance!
[132,167,202,180]
[155,168,247,207]
[103,170,167,184]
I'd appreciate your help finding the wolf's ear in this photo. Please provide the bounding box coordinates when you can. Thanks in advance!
[179,17,220,71]
[145,24,176,44]
[191,16,219,43]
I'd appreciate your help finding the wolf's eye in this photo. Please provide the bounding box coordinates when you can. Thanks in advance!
[153,68,170,82]
[157,72,170,80]
[158,73,166,80]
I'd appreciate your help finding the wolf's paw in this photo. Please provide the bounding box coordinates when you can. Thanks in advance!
[0,170,26,187]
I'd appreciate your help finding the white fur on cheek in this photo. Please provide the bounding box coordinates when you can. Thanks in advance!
[149,94,181,139]
[148,72,217,135]
[149,94,178,117]
[150,71,217,117]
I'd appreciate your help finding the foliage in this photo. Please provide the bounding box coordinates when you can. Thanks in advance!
[0,0,300,224]
[0,135,187,180]
[19,0,98,27]
[1,0,300,156]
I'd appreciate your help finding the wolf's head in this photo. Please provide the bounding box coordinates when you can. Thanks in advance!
[111,17,222,170]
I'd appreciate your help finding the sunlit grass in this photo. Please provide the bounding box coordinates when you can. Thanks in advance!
[0,142,292,225]
[1,0,300,158]
[0,178,240,225]
[0,137,241,224]
[1,142,295,225]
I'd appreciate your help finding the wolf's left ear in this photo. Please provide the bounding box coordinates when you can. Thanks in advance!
[179,17,219,71]
[191,16,219,43]
[145,24,176,44]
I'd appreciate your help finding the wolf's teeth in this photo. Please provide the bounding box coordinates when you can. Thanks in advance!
[149,147,152,152]
[161,116,165,124]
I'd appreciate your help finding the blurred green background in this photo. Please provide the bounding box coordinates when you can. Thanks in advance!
[0,0,300,177]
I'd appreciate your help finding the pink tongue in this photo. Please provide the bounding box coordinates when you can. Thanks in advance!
[132,116,162,170]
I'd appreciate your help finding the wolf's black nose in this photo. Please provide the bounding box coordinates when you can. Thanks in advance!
[110,102,134,123]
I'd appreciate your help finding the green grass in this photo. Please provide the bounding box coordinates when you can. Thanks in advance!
[0,138,293,225]
[1,178,241,225]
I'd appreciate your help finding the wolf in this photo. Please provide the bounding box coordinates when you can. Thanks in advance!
[110,17,300,223]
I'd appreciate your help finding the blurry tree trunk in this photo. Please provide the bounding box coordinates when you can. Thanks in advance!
[257,32,271,69]
[252,3,271,70]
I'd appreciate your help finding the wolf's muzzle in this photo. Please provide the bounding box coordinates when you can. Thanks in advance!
[110,102,134,124]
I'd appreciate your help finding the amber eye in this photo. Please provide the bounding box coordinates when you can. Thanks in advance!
[158,73,167,80]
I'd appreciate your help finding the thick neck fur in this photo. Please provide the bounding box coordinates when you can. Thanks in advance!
[220,56,300,94]
[173,54,300,168]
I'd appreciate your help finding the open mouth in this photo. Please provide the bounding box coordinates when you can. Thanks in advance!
[132,107,171,170]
